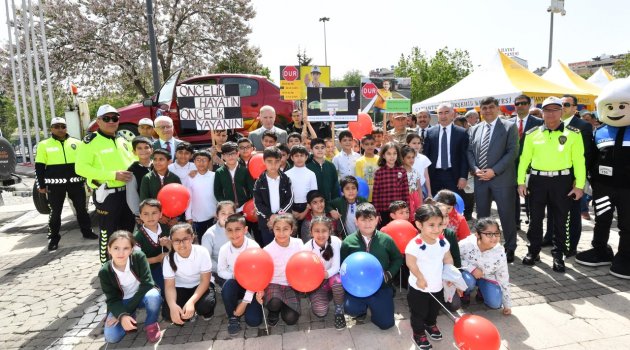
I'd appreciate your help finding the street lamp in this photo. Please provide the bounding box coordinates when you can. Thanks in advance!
[547,0,566,68]
[319,17,329,66]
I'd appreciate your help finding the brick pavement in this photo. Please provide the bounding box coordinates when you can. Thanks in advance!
[0,205,628,349]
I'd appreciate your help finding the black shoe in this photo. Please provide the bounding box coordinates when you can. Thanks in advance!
[552,258,565,273]
[83,232,99,240]
[522,253,540,265]
[424,324,442,341]
[412,333,432,349]
[505,250,515,263]
[565,249,577,258]
[576,247,614,267]
[609,254,630,280]
[48,242,59,251]
[334,313,346,330]
[541,240,553,247]
[267,311,280,327]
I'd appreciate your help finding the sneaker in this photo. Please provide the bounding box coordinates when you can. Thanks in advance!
[83,232,99,240]
[576,247,614,267]
[267,311,280,327]
[202,314,213,321]
[227,317,241,336]
[48,242,59,251]
[412,333,432,349]
[609,254,630,280]
[187,313,198,323]
[144,322,161,343]
[424,324,442,341]
[334,313,346,330]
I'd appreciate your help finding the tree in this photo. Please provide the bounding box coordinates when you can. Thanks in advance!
[331,69,362,87]
[394,47,473,103]
[297,48,313,67]
[612,52,630,78]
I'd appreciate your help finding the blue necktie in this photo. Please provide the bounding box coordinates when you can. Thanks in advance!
[440,127,448,169]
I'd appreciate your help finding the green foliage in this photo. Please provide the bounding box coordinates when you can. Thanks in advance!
[612,52,630,78]
[394,47,473,103]
[86,93,139,120]
[0,94,17,139]
[331,69,362,87]
[297,48,313,67]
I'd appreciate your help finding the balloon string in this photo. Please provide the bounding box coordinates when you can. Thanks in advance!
[428,291,460,323]
[261,303,269,335]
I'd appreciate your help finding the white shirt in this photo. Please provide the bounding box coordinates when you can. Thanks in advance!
[563,115,574,125]
[112,257,140,299]
[458,234,511,308]
[163,245,212,288]
[302,236,342,278]
[405,235,450,293]
[481,118,498,145]
[436,123,453,169]
[412,153,432,186]
[285,166,318,204]
[201,224,229,273]
[169,162,197,182]
[217,238,260,303]
[266,174,281,214]
[332,151,361,179]
[264,237,304,286]
[184,171,217,222]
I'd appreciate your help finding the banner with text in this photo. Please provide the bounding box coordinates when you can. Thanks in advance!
[306,87,360,122]
[176,84,243,130]
[279,65,331,100]
[360,77,412,113]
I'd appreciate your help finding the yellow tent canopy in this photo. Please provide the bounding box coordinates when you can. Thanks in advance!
[542,60,601,96]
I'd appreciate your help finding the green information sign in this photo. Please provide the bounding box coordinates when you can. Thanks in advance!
[385,99,411,113]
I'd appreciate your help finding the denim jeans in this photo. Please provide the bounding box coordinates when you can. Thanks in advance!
[221,279,263,326]
[344,286,395,330]
[461,270,502,309]
[103,288,162,343]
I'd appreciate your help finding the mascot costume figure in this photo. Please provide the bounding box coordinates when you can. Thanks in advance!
[576,78,630,279]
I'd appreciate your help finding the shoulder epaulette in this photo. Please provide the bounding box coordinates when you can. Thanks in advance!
[566,125,581,133]
[526,126,539,135]
[83,132,97,144]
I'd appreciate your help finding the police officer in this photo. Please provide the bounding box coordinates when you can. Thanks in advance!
[75,105,136,263]
[517,96,586,272]
[35,117,96,251]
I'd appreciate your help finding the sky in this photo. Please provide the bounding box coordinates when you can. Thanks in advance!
[1,0,628,83]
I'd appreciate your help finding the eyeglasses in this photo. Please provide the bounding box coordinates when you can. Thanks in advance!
[563,102,575,108]
[100,115,119,123]
[514,102,529,106]
[223,151,238,157]
[238,145,252,150]
[480,231,501,238]
[172,237,192,245]
[52,124,67,129]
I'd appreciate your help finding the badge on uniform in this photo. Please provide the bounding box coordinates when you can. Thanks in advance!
[71,144,77,150]
[558,135,567,145]
[123,143,129,150]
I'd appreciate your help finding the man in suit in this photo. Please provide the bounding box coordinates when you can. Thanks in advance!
[544,95,593,256]
[509,95,543,227]
[468,97,520,262]
[248,105,288,150]
[152,115,180,160]
[416,109,432,140]
[423,103,469,194]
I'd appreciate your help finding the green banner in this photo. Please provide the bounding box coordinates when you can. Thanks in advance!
[385,99,411,113]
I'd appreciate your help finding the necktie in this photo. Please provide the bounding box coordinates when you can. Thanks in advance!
[421,129,425,140]
[478,124,491,169]
[165,141,171,155]
[440,127,448,169]
[518,119,524,138]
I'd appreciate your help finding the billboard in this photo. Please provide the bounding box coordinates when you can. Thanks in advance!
[306,87,360,122]
[176,84,243,130]
[279,65,331,100]
[360,77,411,114]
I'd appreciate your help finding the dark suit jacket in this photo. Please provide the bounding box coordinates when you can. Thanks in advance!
[567,116,593,169]
[152,138,181,160]
[509,115,543,156]
[467,118,519,188]
[423,124,469,181]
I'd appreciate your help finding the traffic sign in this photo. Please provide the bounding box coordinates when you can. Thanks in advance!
[282,66,299,81]
[362,83,377,99]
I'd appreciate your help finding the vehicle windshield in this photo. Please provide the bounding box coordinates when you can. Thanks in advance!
[157,70,182,105]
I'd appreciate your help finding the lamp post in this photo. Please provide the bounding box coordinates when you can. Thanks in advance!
[547,0,566,68]
[319,17,329,66]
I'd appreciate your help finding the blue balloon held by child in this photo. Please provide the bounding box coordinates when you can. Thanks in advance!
[340,252,383,297]
[340,177,370,199]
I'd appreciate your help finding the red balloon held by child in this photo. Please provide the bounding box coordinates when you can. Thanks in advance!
[453,314,501,350]
[285,251,325,293]
[381,219,417,253]
[242,199,258,223]
[156,183,190,218]
[348,113,374,139]
[234,248,274,292]
[248,153,265,179]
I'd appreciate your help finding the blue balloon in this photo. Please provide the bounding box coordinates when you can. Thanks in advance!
[340,252,383,297]
[454,192,465,214]
[356,177,370,199]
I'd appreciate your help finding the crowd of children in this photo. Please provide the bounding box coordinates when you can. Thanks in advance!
[100,116,511,349]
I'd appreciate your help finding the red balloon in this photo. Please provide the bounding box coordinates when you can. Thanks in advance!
[156,183,190,218]
[348,113,374,139]
[453,314,501,350]
[286,251,325,292]
[381,219,417,253]
[234,248,274,292]
[242,199,258,223]
[248,153,265,179]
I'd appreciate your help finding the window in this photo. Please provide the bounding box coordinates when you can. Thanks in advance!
[221,77,258,97]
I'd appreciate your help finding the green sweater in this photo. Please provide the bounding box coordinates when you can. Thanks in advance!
[98,250,156,319]
[443,228,461,268]
[213,164,254,207]
[341,230,403,290]
[326,196,368,236]
[133,224,170,270]
[306,158,340,203]
[139,169,181,202]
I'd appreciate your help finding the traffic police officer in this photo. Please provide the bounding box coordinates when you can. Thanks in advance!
[35,117,96,251]
[75,105,135,263]
[517,96,586,272]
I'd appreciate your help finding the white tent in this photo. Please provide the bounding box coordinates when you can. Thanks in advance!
[587,67,615,88]
[542,60,601,95]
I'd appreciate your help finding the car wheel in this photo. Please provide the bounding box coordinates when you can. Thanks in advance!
[117,123,138,142]
[32,182,51,215]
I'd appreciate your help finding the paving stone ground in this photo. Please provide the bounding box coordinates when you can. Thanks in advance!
[0,185,628,349]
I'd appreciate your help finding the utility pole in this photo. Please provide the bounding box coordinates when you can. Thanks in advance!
[319,17,329,66]
[547,0,566,68]
[146,0,160,94]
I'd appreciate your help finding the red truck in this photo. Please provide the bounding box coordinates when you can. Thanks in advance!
[100,70,294,146]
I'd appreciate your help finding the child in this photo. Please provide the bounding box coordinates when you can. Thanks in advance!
[184,150,217,241]
[210,130,228,171]
[287,132,302,150]
[401,145,423,221]
[302,216,346,330]
[168,141,197,181]
[372,142,409,228]
[133,199,171,292]
[256,214,303,326]
[306,138,341,203]
[371,127,384,150]
[328,176,367,237]
[277,143,292,172]
[324,138,338,162]
[458,218,511,315]
[353,138,361,154]
[340,203,403,330]
[406,133,432,199]
[285,145,318,224]
[237,138,255,167]
[214,142,254,209]
[389,200,410,221]
[201,201,236,285]
[217,214,263,336]
[434,190,470,242]
[261,130,278,149]
[332,130,361,179]
[99,231,162,343]
[406,204,457,350]
[162,223,216,324]
[139,148,181,202]
[355,134,379,201]
[253,146,294,246]
[126,137,153,217]
[301,190,339,242]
